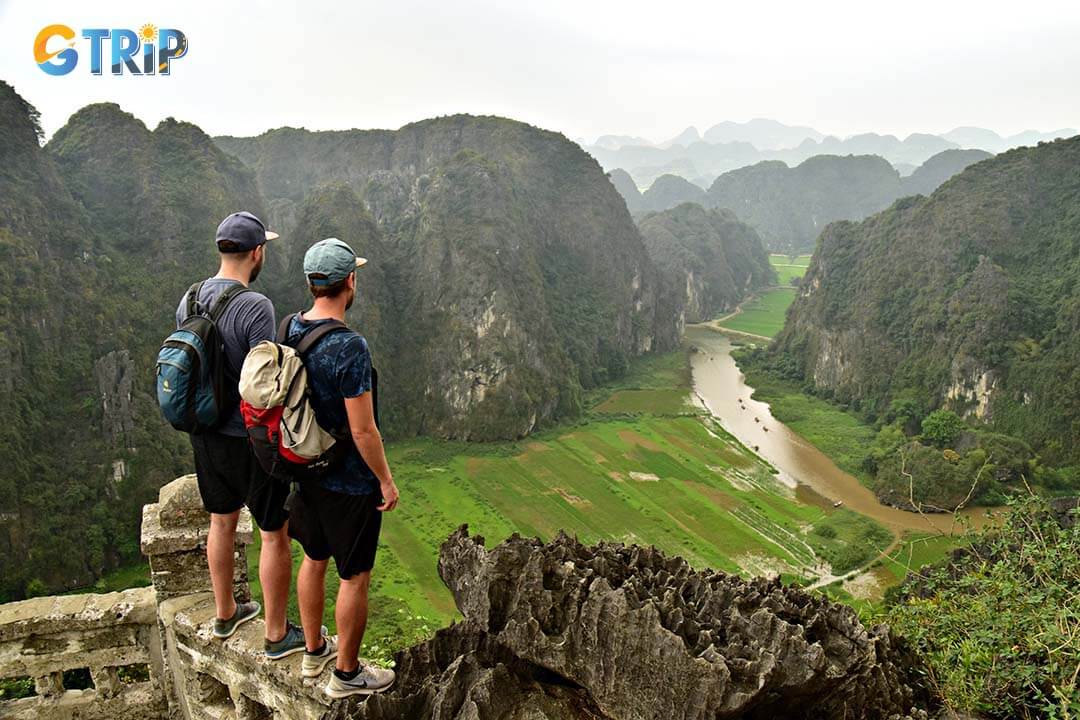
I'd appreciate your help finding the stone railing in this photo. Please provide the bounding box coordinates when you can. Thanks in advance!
[143,474,335,720]
[0,475,337,720]
[0,586,165,720]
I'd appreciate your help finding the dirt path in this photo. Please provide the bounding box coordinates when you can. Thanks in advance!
[705,295,773,342]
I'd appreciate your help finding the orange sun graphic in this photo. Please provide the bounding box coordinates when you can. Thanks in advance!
[139,24,158,43]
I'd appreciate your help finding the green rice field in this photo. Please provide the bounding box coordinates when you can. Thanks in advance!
[248,350,894,661]
[716,288,797,338]
[769,254,812,286]
[714,254,811,339]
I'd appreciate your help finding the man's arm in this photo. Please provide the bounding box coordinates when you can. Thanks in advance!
[344,392,398,512]
[245,295,276,348]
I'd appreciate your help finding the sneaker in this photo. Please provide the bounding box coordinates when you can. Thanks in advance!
[212,600,261,639]
[302,635,338,678]
[265,622,307,660]
[325,664,396,699]
[265,623,329,660]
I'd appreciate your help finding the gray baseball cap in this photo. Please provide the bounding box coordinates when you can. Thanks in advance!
[303,238,368,286]
[215,211,278,252]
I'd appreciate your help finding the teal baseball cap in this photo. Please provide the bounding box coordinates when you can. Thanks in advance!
[303,238,368,286]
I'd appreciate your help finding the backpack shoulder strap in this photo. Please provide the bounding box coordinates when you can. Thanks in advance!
[208,283,252,322]
[185,281,204,319]
[277,312,300,344]
[294,320,349,355]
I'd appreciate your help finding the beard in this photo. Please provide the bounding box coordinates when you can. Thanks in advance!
[345,286,356,311]
[248,255,264,283]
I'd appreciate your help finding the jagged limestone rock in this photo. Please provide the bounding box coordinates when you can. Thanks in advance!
[430,527,927,720]
[329,623,611,720]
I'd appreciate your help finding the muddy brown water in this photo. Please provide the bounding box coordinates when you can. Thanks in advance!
[687,325,998,537]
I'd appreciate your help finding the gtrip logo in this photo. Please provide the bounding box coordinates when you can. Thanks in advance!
[34,24,188,76]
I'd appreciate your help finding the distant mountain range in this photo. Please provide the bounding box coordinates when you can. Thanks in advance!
[611,148,993,252]
[587,119,1076,188]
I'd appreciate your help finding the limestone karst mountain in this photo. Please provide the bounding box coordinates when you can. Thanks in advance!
[609,150,992,252]
[772,136,1080,473]
[704,154,904,253]
[0,83,263,598]
[702,118,826,149]
[6,82,766,598]
[900,148,993,197]
[592,133,653,151]
[638,173,706,213]
[608,171,708,216]
[637,203,774,325]
[659,125,701,148]
[942,125,1078,153]
[587,121,1077,192]
[606,168,644,213]
[216,116,682,440]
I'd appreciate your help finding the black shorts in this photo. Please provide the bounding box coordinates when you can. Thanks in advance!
[190,432,290,531]
[288,484,382,579]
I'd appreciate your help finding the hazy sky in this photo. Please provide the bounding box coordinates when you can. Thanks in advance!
[2,0,1078,143]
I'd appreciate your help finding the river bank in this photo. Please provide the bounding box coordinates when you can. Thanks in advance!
[687,325,998,537]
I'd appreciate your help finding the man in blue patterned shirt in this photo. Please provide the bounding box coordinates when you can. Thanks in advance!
[286,238,400,698]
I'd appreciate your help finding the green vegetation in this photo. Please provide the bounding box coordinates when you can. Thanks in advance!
[713,253,809,339]
[884,495,1080,717]
[718,288,797,339]
[810,509,893,574]
[705,155,908,254]
[921,409,967,448]
[0,84,207,599]
[770,137,1080,491]
[1,84,691,598]
[876,532,963,588]
[249,348,893,657]
[0,678,34,701]
[738,347,1052,509]
[637,203,775,324]
[65,563,150,596]
[769,253,812,286]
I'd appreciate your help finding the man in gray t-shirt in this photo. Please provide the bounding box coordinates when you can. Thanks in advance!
[176,211,304,658]
[175,278,275,436]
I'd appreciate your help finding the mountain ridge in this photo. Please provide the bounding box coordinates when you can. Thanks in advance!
[771,135,1080,474]
[609,148,994,252]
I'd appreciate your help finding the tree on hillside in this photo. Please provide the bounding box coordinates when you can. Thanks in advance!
[921,410,966,448]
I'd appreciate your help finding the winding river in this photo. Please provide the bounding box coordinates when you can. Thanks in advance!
[686,325,997,536]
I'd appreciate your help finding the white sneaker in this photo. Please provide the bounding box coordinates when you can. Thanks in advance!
[301,635,338,678]
[324,664,396,698]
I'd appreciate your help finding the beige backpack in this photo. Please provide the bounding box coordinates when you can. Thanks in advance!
[238,319,350,478]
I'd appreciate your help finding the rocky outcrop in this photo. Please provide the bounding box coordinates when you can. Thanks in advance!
[374,527,929,720]
[329,623,611,720]
[94,349,135,447]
